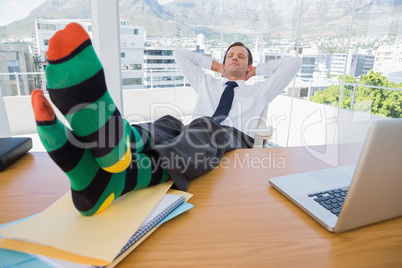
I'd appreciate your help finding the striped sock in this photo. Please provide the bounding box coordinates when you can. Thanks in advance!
[45,22,149,173]
[31,89,170,216]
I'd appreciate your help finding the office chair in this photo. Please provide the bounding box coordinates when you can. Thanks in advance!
[253,104,275,148]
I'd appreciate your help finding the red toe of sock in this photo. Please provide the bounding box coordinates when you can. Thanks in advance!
[47,22,90,62]
[31,89,56,122]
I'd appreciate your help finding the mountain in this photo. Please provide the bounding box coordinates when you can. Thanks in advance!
[119,0,176,36]
[1,0,401,40]
[0,0,91,39]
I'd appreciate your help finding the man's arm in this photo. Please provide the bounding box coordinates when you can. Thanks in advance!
[174,48,212,92]
[255,56,301,78]
[256,56,302,101]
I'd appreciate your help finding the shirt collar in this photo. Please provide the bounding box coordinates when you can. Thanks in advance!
[222,78,246,88]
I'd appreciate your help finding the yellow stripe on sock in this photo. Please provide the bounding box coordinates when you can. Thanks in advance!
[95,193,115,215]
[102,136,132,173]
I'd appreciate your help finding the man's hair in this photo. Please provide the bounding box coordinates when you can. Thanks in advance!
[223,42,253,65]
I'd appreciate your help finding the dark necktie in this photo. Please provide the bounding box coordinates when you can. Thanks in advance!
[212,81,238,123]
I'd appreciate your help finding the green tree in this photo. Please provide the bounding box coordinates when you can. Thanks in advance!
[310,70,402,118]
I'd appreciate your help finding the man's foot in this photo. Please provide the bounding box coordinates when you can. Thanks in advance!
[45,22,149,173]
[30,22,169,216]
[32,89,170,215]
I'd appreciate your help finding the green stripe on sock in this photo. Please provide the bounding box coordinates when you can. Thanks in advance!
[67,149,100,191]
[65,92,115,137]
[161,169,170,183]
[133,153,152,190]
[109,172,125,197]
[46,45,102,89]
[96,133,127,168]
[37,120,69,152]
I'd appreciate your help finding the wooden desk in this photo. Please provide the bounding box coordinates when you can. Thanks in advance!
[1,146,402,267]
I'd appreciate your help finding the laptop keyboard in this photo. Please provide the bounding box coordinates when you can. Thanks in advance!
[307,186,349,217]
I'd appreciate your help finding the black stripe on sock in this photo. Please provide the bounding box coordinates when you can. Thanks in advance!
[48,39,92,65]
[121,163,139,195]
[83,109,124,158]
[132,127,150,150]
[147,151,164,187]
[48,69,107,115]
[48,132,85,172]
[71,169,112,212]
[36,117,57,126]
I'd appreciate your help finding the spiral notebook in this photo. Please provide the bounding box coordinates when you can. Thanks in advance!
[115,194,185,258]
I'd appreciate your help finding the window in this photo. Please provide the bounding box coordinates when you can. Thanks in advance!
[115,0,402,145]
[121,52,126,58]
[122,78,142,86]
[162,50,173,56]
[145,50,162,56]
[302,57,315,65]
[133,64,141,70]
[7,61,21,80]
[121,63,142,70]
[37,23,56,30]
[134,29,139,35]
[145,59,163,64]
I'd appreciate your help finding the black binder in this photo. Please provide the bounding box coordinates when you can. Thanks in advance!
[0,137,32,171]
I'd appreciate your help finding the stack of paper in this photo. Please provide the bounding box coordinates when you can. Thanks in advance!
[0,181,193,267]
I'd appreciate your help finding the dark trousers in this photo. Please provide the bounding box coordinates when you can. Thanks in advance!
[135,115,254,190]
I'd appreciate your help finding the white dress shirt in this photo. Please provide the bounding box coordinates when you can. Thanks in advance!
[174,48,302,138]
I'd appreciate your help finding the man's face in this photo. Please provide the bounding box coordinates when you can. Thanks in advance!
[224,46,252,79]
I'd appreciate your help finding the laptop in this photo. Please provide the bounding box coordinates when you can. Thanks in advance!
[269,118,402,233]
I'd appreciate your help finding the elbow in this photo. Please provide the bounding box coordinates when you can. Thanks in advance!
[294,56,302,69]
[174,47,183,58]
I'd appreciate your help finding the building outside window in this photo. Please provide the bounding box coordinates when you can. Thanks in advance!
[143,48,184,89]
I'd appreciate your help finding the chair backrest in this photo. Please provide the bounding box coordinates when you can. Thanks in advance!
[256,104,269,130]
[253,104,275,148]
[0,89,11,138]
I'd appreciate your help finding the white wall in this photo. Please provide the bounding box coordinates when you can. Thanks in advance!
[123,87,196,124]
[4,87,197,135]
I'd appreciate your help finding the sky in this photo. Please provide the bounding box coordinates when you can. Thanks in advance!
[0,0,47,27]
[0,0,175,27]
